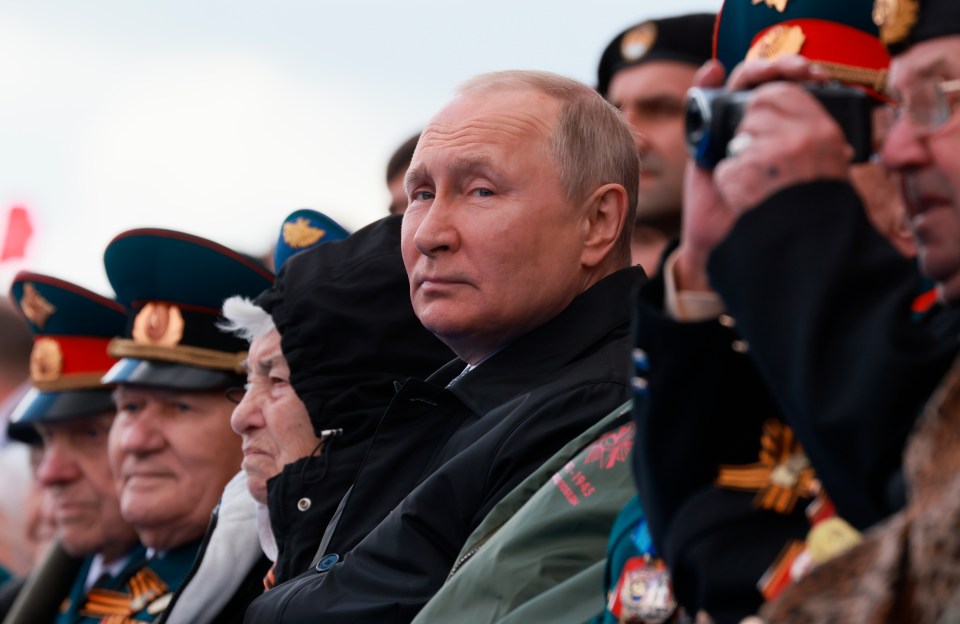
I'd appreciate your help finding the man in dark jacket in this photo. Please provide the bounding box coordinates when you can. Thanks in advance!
[244,69,644,623]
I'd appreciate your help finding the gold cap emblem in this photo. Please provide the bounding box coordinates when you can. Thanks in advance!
[746,25,807,62]
[30,338,63,383]
[752,0,790,12]
[132,303,185,347]
[873,0,919,45]
[620,22,657,62]
[21,283,56,329]
[282,217,326,249]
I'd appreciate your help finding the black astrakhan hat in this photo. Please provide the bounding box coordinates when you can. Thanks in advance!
[597,13,716,98]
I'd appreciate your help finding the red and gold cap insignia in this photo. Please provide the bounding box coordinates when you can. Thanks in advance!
[132,303,185,347]
[752,0,790,13]
[620,22,657,61]
[30,337,63,383]
[21,283,57,329]
[873,0,919,45]
[282,217,326,249]
[746,25,807,61]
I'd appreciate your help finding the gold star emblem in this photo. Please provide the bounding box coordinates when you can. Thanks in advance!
[283,217,326,249]
[21,283,56,328]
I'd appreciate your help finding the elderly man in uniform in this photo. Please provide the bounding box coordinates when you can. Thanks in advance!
[244,69,644,623]
[597,13,715,272]
[628,2,939,621]
[100,228,273,623]
[751,0,960,620]
[1,272,140,624]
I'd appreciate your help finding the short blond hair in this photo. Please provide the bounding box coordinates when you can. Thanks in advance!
[459,70,639,266]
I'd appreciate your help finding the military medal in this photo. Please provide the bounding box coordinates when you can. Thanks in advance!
[618,555,676,623]
[607,518,676,623]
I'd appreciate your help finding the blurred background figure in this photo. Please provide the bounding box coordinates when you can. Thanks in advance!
[386,132,420,215]
[0,300,38,582]
[1,273,139,624]
[597,13,715,273]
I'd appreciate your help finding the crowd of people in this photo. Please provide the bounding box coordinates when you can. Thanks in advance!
[0,0,958,622]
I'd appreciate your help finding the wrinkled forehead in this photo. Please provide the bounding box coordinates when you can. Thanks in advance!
[889,36,960,97]
[415,88,561,157]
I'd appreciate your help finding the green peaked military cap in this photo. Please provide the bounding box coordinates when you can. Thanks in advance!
[102,228,274,391]
[8,272,127,443]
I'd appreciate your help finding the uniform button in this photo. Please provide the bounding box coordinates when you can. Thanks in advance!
[297,498,312,512]
[718,314,736,328]
[632,376,649,394]
[732,339,750,353]
[316,554,340,572]
[632,348,650,372]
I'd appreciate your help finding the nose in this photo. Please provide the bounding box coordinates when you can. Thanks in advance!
[880,115,929,173]
[230,389,265,436]
[116,405,165,457]
[410,197,460,258]
[36,440,80,487]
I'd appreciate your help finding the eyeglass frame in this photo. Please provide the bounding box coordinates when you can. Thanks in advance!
[884,77,960,138]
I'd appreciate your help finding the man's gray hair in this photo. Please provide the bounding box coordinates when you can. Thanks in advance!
[458,70,639,266]
[219,296,275,343]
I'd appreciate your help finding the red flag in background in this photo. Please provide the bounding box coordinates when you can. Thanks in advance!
[1,206,33,262]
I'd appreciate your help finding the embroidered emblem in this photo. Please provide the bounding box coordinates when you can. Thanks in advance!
[584,423,634,470]
[620,22,657,61]
[132,302,185,347]
[30,338,63,383]
[873,0,919,45]
[746,25,806,62]
[21,283,56,328]
[752,0,790,12]
[282,217,326,249]
[806,516,862,564]
[716,419,819,514]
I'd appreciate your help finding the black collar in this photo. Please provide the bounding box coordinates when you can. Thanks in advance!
[426,266,645,416]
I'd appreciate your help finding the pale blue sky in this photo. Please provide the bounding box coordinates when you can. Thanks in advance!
[0,0,718,294]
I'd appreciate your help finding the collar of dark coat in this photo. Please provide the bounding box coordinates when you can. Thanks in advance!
[426,266,645,417]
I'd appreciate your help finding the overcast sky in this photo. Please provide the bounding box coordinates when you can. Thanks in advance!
[0,0,719,294]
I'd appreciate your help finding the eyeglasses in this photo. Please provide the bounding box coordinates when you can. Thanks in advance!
[879,77,960,140]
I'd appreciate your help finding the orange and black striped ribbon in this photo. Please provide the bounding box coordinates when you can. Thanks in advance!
[716,419,819,514]
[80,566,168,620]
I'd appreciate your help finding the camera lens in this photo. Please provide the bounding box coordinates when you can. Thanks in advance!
[685,88,712,158]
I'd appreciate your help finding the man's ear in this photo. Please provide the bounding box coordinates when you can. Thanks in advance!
[580,183,629,268]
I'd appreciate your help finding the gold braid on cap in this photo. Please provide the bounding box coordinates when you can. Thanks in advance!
[816,61,889,93]
[108,338,246,374]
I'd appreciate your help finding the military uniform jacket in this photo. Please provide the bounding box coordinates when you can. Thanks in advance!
[243,267,643,623]
[631,252,815,623]
[708,180,960,529]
